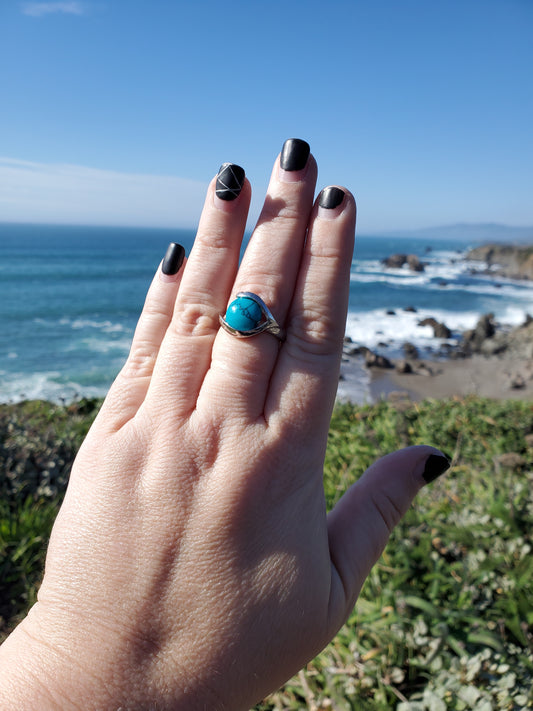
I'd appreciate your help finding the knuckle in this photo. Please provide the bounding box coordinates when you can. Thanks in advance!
[173,302,220,338]
[287,307,340,355]
[194,226,234,252]
[121,343,157,379]
[257,202,301,228]
[371,490,404,534]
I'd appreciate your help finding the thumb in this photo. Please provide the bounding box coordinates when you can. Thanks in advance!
[326,445,450,632]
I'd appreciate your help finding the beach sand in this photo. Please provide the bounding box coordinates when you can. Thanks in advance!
[367,354,533,403]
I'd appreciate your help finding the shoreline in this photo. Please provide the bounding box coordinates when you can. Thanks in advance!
[368,353,533,403]
[339,315,533,405]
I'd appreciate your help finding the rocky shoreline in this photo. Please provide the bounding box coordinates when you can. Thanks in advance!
[466,243,533,281]
[340,314,533,403]
[340,241,533,403]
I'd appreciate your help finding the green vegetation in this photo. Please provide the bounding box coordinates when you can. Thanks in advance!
[1,397,532,709]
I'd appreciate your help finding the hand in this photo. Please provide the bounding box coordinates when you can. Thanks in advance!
[0,140,449,710]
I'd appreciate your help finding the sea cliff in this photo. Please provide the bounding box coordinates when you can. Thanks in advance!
[466,243,533,280]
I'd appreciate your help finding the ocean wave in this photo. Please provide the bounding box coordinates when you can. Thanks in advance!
[345,302,531,354]
[77,336,132,354]
[0,371,109,404]
[34,316,128,333]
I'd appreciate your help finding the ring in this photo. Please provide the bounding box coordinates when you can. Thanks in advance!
[219,292,286,341]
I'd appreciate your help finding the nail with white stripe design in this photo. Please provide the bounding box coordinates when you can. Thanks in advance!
[215,163,245,201]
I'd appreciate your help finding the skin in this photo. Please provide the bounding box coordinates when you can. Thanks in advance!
[0,144,447,710]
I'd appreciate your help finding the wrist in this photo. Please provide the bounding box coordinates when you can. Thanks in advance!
[0,606,225,711]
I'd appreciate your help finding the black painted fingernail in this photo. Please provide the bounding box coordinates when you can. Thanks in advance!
[422,453,451,484]
[216,163,245,201]
[162,242,185,275]
[319,187,345,210]
[280,138,310,171]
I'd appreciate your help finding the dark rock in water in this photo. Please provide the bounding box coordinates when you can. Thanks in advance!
[406,254,425,272]
[382,253,407,269]
[377,341,389,348]
[364,350,393,369]
[343,343,364,356]
[418,317,452,339]
[403,305,418,313]
[386,309,396,316]
[403,342,419,359]
[396,360,413,374]
[477,313,496,339]
[382,253,426,272]
[462,313,497,353]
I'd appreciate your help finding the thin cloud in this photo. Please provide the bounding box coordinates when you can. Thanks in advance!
[0,157,208,228]
[21,2,86,17]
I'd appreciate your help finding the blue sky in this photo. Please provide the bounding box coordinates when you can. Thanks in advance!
[1,0,532,233]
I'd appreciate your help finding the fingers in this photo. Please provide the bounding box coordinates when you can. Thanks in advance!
[96,244,186,430]
[143,165,251,416]
[267,187,356,429]
[326,446,451,632]
[197,139,318,418]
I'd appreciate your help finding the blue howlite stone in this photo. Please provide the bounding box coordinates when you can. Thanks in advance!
[225,296,263,331]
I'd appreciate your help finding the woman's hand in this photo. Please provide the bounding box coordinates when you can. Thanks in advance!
[0,140,449,710]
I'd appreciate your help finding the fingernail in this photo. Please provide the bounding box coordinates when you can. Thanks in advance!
[422,453,451,484]
[279,139,310,182]
[216,163,245,201]
[319,186,345,210]
[162,242,185,276]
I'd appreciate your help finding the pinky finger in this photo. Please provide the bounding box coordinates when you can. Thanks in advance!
[96,243,186,431]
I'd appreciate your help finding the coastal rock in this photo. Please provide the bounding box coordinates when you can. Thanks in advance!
[382,253,426,272]
[462,313,499,353]
[343,343,362,356]
[403,306,418,313]
[418,317,452,339]
[461,315,533,359]
[406,254,425,272]
[382,253,408,269]
[403,342,419,359]
[466,243,533,281]
[364,350,393,369]
[396,360,413,374]
[509,373,526,390]
[415,362,434,377]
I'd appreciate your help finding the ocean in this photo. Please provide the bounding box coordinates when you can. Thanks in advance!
[1,223,533,404]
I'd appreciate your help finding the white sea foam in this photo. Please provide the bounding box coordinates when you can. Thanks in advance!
[70,318,127,333]
[34,316,127,333]
[78,336,132,354]
[0,371,108,404]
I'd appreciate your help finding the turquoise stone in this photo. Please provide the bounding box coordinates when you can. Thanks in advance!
[225,296,263,331]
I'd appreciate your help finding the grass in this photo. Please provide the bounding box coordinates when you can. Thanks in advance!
[1,396,532,709]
